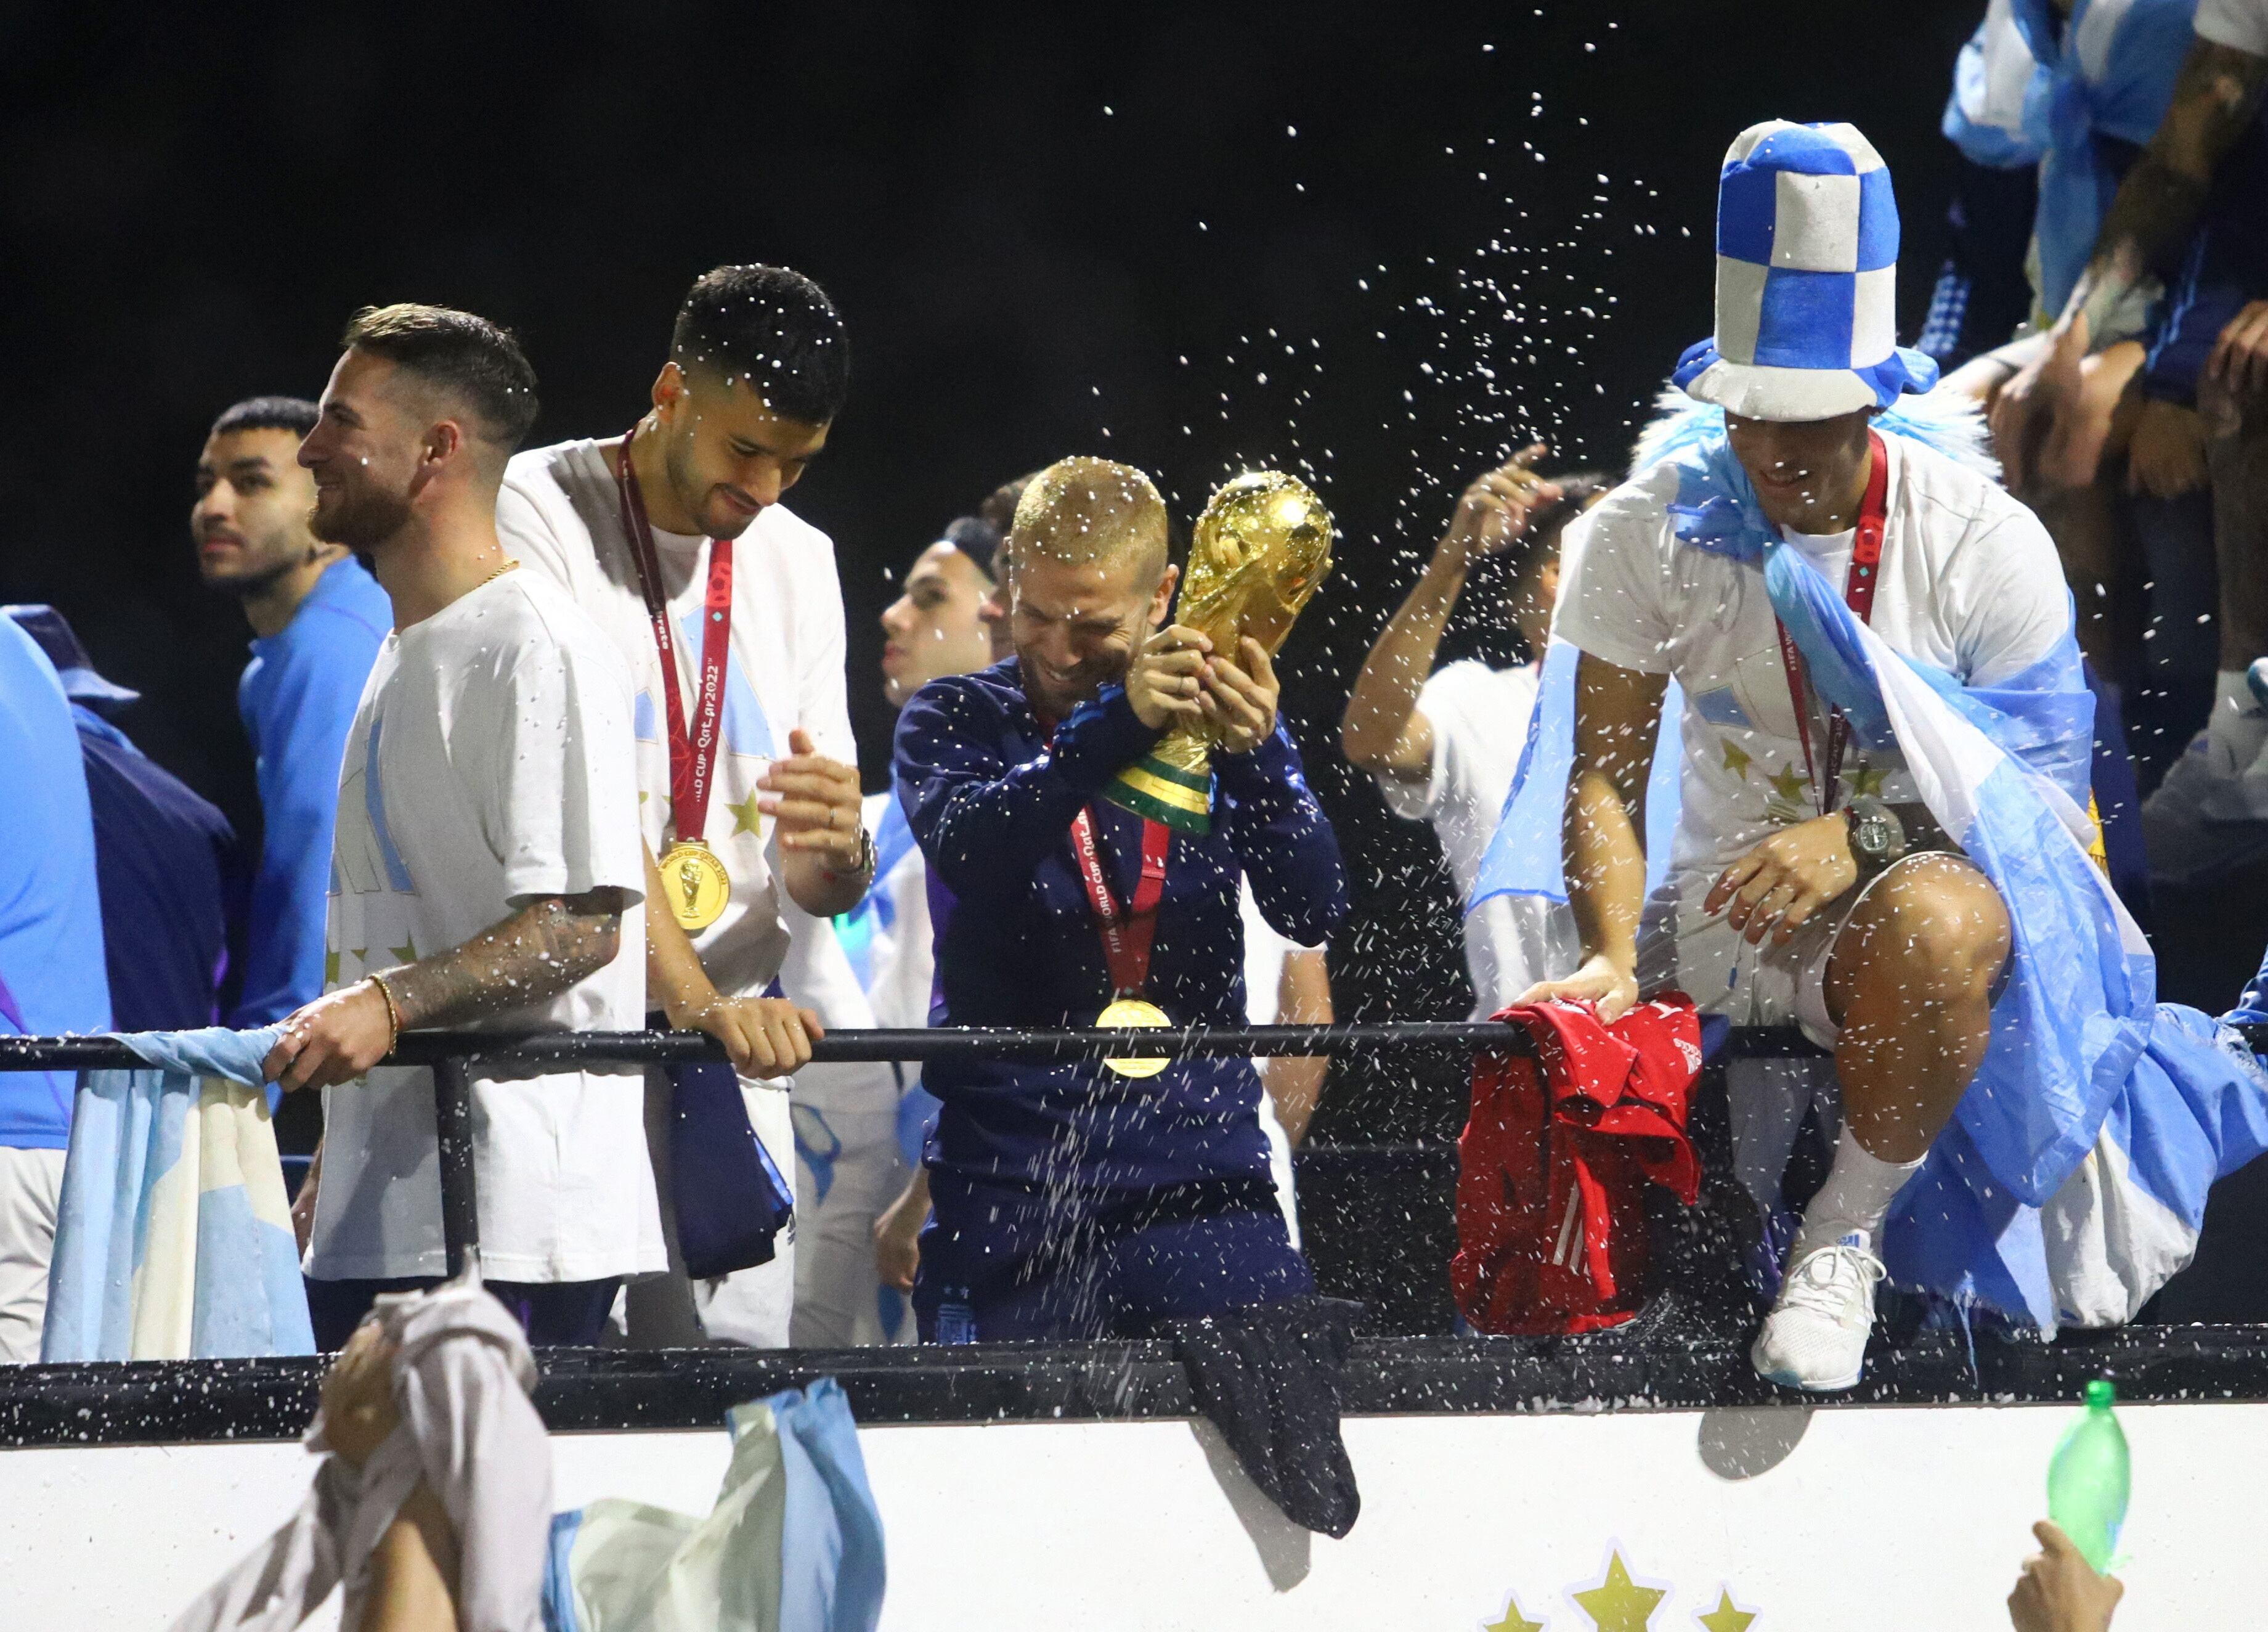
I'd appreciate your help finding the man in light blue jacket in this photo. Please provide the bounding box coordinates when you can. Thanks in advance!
[193,396,390,1026]
[0,618,110,1361]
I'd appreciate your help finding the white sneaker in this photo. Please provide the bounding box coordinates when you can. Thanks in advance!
[1750,1233,1884,1392]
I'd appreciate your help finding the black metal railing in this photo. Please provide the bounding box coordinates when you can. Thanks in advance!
[0,1021,1619,1276]
[6,1018,2250,1304]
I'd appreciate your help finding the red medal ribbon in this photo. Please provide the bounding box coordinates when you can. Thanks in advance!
[1069,806,1171,999]
[1773,430,1890,817]
[616,433,734,844]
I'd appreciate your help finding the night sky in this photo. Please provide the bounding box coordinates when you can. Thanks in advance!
[1,1,1977,1163]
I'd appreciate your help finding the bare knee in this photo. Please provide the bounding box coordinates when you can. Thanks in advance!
[1840,855,2011,1002]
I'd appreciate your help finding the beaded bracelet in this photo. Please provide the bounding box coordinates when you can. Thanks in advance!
[365,973,403,1058]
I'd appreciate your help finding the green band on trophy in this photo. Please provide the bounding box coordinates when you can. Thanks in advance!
[1106,757,1214,833]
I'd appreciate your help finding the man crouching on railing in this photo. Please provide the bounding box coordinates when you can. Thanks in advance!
[261,304,661,1350]
[890,456,1348,1342]
[1514,123,2086,1392]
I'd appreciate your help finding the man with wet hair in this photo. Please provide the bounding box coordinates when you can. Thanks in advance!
[892,455,1347,1342]
[192,394,391,1027]
[267,303,659,1348]
[498,264,865,1345]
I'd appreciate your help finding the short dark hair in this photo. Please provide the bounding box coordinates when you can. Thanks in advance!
[1506,470,1610,584]
[978,475,1038,539]
[209,395,319,441]
[672,265,849,427]
[938,515,1001,581]
[339,303,540,452]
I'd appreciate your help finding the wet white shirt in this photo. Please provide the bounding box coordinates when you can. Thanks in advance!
[309,569,659,1283]
[1551,432,2070,998]
[499,438,856,999]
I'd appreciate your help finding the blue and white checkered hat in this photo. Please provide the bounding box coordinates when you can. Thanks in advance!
[1673,120,1939,422]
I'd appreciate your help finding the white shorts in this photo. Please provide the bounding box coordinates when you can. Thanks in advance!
[789,1100,914,1348]
[1640,854,1945,1050]
[0,1146,64,1364]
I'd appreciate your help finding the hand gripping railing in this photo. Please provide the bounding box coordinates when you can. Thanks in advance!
[0,1021,1843,1276]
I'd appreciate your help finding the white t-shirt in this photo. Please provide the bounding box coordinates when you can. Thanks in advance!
[309,569,660,1283]
[849,789,934,1034]
[1552,433,2070,998]
[1238,878,1317,1025]
[498,439,857,999]
[1375,659,1582,1016]
[1235,879,1308,1249]
[2197,0,2268,55]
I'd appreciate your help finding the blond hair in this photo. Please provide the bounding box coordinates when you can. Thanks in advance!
[1009,456,1169,585]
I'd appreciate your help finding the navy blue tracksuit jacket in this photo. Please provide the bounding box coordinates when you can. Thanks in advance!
[892,658,1347,1197]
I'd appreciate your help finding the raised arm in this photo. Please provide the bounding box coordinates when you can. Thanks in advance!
[1341,449,1561,780]
[262,888,628,1093]
[1514,652,1666,1022]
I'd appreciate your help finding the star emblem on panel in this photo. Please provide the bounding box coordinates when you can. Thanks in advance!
[1477,1549,1757,1631]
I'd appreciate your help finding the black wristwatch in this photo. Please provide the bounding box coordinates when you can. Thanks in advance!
[1844,795,1908,877]
[823,825,878,886]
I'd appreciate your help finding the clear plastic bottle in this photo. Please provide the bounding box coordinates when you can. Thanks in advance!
[2047,1377,2130,1573]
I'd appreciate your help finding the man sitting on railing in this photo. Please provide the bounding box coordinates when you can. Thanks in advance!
[893,456,1348,1341]
[262,304,660,1350]
[1512,123,2087,1391]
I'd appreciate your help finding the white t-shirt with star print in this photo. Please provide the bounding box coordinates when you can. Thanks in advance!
[1551,431,2070,985]
[308,568,659,1283]
[500,438,858,999]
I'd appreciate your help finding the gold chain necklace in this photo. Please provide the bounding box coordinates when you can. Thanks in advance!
[473,557,521,591]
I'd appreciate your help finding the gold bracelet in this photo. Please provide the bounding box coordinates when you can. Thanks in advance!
[365,973,403,1057]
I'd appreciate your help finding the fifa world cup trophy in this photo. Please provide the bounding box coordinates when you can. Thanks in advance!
[1104,470,1333,833]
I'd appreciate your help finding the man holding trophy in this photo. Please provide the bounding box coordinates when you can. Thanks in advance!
[892,455,1347,1341]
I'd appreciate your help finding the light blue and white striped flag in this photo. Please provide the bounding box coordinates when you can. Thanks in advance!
[43,1026,314,1360]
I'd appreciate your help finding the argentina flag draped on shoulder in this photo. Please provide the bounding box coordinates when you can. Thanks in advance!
[1684,404,2268,1329]
[1477,385,2268,1329]
[1467,115,2268,1339]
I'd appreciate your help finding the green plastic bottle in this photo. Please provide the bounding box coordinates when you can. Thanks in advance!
[2047,1378,2130,1573]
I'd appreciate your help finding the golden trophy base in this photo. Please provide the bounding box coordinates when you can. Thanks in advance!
[1103,750,1213,834]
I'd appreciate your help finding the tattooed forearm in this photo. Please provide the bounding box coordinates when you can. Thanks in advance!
[2071,41,2268,330]
[375,891,626,1030]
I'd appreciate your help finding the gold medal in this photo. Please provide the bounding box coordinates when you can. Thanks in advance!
[661,839,731,932]
[1098,997,1173,1079]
